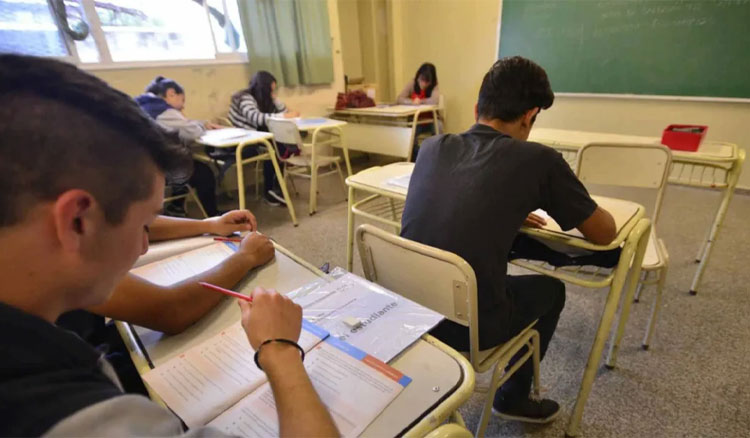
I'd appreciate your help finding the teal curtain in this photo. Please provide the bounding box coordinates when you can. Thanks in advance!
[238,0,334,86]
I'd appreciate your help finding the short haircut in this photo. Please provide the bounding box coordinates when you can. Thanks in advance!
[145,75,185,96]
[0,55,192,227]
[477,56,554,122]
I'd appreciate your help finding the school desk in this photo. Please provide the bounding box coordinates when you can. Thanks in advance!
[328,105,439,161]
[116,239,475,437]
[196,129,298,226]
[528,127,745,296]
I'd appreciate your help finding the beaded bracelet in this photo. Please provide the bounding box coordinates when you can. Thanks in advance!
[253,338,305,371]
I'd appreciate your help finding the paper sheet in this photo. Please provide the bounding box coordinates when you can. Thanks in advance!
[290,270,443,362]
[143,321,328,427]
[131,241,236,286]
[200,128,252,142]
[133,236,217,268]
[208,336,409,438]
[385,173,412,189]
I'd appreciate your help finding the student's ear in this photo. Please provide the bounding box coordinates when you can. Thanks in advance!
[165,88,176,99]
[52,189,97,252]
[521,107,540,129]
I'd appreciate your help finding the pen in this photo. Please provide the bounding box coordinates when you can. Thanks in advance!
[199,282,253,302]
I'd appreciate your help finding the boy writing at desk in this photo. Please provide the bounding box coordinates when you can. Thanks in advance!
[0,54,337,437]
[401,56,616,424]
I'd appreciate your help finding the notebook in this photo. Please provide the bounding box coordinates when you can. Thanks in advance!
[131,240,238,285]
[143,320,410,437]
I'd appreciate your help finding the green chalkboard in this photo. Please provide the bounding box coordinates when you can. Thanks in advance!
[498,0,750,99]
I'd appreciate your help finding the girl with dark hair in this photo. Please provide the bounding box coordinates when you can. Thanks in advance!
[228,71,299,206]
[396,63,442,160]
[135,76,223,217]
[396,62,440,105]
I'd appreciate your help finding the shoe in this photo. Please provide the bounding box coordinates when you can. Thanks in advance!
[265,189,287,206]
[163,203,187,218]
[492,397,560,424]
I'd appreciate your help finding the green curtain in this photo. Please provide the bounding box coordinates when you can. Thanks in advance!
[238,0,334,86]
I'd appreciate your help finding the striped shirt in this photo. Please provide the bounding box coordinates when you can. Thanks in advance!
[228,92,287,131]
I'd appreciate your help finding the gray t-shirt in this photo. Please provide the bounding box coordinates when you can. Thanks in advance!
[401,123,597,349]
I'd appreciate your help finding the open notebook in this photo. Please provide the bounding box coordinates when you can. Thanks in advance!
[143,320,410,437]
[131,240,237,286]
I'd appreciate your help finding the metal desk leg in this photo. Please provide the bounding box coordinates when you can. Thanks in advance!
[346,186,356,271]
[565,219,650,437]
[606,220,652,368]
[261,139,298,227]
[235,142,249,211]
[689,150,745,295]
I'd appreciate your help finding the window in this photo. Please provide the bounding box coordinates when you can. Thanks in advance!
[0,0,246,66]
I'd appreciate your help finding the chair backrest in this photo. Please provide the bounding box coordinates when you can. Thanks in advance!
[576,143,672,223]
[267,118,303,147]
[356,224,482,362]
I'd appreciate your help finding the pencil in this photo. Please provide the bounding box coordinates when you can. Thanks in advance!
[199,282,252,302]
[214,237,243,243]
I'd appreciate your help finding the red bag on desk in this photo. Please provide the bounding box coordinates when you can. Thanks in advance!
[335,90,375,110]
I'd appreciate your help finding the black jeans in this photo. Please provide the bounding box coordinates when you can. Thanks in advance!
[494,275,566,407]
[189,161,219,216]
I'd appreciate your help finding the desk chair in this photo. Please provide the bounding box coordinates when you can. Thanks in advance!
[422,423,473,438]
[357,224,542,438]
[267,119,346,215]
[576,143,672,349]
[163,185,208,218]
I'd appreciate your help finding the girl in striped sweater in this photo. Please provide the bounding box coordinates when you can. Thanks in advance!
[229,71,299,205]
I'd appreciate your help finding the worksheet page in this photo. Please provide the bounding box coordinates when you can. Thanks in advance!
[143,321,327,427]
[208,336,410,438]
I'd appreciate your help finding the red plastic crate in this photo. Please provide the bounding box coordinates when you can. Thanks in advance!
[661,125,707,152]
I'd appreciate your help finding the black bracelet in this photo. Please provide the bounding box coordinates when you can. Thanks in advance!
[254,338,305,371]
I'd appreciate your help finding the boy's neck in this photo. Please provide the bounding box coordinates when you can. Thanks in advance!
[478,118,526,141]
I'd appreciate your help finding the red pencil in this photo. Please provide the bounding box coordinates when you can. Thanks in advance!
[199,282,252,302]
[214,237,243,243]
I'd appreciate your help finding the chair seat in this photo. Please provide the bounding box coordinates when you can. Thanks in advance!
[286,154,341,168]
[643,231,667,269]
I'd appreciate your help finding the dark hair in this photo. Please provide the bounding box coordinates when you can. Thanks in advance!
[477,56,554,123]
[413,63,438,98]
[0,54,192,227]
[145,75,184,97]
[232,70,277,114]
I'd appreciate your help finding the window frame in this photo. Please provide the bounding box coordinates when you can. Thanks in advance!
[46,0,248,69]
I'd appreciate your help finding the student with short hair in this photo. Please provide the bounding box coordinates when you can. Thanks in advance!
[0,54,338,437]
[228,71,299,206]
[396,62,442,160]
[401,56,616,424]
[135,76,223,217]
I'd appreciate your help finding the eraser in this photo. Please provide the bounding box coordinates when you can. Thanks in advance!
[343,316,362,329]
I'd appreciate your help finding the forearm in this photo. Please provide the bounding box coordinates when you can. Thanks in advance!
[89,252,257,334]
[262,346,339,437]
[149,216,213,241]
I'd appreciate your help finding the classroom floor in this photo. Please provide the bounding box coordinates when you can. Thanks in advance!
[212,160,750,437]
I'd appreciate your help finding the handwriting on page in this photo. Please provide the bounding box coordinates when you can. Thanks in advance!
[131,242,235,286]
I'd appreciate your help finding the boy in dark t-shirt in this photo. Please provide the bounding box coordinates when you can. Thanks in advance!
[401,56,616,424]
